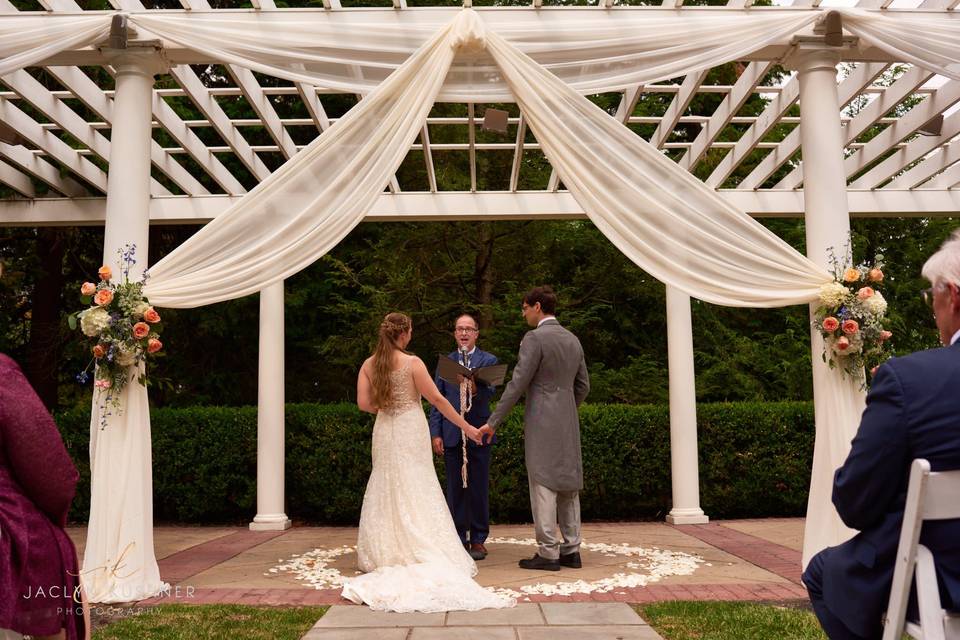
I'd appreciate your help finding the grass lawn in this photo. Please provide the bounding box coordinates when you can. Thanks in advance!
[92,604,327,640]
[637,601,828,640]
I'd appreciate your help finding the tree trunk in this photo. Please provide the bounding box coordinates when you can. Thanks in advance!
[26,228,65,409]
[474,223,496,330]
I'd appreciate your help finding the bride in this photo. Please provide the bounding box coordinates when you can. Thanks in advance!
[341,312,515,613]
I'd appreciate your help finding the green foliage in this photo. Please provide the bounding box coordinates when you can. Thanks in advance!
[93,605,328,640]
[57,401,814,525]
[637,602,826,640]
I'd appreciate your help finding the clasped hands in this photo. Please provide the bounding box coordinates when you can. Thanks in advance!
[465,424,494,446]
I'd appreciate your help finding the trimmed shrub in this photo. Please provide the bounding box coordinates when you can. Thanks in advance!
[55,401,815,525]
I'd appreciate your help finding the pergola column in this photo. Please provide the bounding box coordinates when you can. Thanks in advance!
[795,44,860,566]
[83,47,168,602]
[250,279,292,531]
[665,285,709,525]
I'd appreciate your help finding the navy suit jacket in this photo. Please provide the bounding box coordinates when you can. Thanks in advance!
[428,348,498,448]
[822,342,960,637]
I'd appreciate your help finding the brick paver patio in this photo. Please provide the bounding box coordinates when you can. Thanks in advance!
[67,518,809,608]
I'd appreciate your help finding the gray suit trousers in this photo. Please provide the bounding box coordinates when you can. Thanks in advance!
[528,476,581,559]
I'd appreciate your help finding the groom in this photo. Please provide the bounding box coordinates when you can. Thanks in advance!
[480,286,590,571]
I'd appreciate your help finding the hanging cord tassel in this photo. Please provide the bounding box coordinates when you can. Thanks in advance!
[460,377,472,488]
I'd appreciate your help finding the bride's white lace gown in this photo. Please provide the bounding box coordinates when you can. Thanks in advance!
[341,360,515,612]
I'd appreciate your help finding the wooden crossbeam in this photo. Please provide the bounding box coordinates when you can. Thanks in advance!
[651,70,709,150]
[886,141,960,190]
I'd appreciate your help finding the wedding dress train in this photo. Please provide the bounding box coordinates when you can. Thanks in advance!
[341,361,515,612]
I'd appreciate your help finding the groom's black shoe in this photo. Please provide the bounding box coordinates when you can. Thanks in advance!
[559,552,582,568]
[518,554,561,571]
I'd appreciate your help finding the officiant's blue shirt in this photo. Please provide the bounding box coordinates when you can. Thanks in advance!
[429,348,498,448]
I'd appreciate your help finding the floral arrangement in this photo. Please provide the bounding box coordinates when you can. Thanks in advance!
[70,244,163,417]
[813,247,892,387]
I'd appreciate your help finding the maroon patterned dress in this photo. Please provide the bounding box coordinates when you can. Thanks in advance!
[0,354,85,639]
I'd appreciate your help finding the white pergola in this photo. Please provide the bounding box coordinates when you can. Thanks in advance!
[1,0,958,602]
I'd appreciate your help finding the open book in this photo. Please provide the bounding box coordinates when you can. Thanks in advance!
[436,355,508,387]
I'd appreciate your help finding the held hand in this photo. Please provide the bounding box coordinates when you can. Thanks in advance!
[478,424,495,445]
[431,436,444,456]
[464,424,484,446]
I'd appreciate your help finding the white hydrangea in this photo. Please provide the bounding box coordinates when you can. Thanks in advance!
[819,282,850,308]
[133,301,151,317]
[861,290,887,316]
[79,307,111,337]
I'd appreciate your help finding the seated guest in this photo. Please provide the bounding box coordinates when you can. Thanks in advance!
[803,230,960,639]
[1,353,89,640]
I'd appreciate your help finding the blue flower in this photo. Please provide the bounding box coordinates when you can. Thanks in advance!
[76,371,89,384]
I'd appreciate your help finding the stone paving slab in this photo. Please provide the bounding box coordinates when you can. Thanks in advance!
[302,628,410,640]
[517,625,664,640]
[445,602,545,625]
[540,602,646,625]
[315,606,445,628]
[408,628,518,640]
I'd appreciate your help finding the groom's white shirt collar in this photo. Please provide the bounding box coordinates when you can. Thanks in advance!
[537,316,556,327]
[951,328,960,345]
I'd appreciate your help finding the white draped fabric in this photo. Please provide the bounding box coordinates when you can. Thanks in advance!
[3,7,960,599]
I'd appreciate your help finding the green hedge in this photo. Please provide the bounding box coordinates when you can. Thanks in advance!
[55,401,815,525]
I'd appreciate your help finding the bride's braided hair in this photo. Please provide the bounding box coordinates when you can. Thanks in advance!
[371,312,412,410]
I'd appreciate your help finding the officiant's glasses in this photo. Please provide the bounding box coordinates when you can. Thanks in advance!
[455,326,478,334]
[923,287,935,307]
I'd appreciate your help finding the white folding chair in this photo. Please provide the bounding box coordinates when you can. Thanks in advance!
[883,459,960,640]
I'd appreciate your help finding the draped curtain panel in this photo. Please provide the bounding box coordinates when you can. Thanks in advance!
[2,7,959,600]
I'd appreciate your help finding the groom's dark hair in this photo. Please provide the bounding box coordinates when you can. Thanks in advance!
[524,286,557,314]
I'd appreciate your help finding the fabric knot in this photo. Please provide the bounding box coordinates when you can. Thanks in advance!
[449,9,486,55]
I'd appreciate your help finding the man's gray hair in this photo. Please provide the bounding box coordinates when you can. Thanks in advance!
[922,228,960,286]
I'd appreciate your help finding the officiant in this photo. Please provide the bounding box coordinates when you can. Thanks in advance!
[429,313,499,561]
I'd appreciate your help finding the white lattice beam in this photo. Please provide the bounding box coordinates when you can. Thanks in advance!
[843,82,960,185]
[651,70,709,149]
[923,158,960,189]
[0,141,87,197]
[45,65,210,196]
[777,65,932,189]
[852,113,960,189]
[680,62,772,171]
[886,142,960,190]
[0,157,35,197]
[6,190,960,227]
[2,69,171,196]
[740,62,886,190]
[0,98,107,192]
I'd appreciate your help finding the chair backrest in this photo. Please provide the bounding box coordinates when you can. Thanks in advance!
[883,459,960,640]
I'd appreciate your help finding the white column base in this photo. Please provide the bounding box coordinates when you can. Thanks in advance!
[249,514,292,531]
[666,509,709,525]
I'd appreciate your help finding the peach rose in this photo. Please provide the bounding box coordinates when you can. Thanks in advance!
[822,316,840,332]
[94,378,112,389]
[836,336,851,351]
[80,282,97,296]
[842,319,859,335]
[869,268,884,282]
[857,287,875,300]
[98,265,112,281]
[843,268,861,283]
[870,365,879,376]
[143,307,161,324]
[133,322,150,339]
[94,289,114,307]
[147,338,163,354]
[92,344,106,359]
[880,330,893,342]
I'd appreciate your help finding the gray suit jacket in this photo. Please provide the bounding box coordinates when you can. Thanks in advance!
[488,318,590,491]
